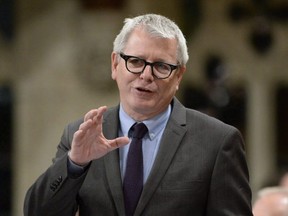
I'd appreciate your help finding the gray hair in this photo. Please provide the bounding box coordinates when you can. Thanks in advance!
[113,14,189,66]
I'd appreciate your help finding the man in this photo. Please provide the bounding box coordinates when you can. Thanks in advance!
[253,187,288,216]
[24,14,252,215]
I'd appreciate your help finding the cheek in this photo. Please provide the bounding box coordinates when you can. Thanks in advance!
[115,71,134,90]
[159,82,178,99]
[112,64,125,82]
[168,79,179,92]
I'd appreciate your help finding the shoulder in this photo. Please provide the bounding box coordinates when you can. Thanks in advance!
[187,108,234,130]
[187,108,241,141]
[64,118,83,136]
[172,98,240,137]
[178,103,245,153]
[65,105,119,132]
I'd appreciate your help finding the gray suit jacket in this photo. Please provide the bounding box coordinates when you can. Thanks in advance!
[24,98,252,216]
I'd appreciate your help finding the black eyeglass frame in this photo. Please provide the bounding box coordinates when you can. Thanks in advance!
[119,52,180,79]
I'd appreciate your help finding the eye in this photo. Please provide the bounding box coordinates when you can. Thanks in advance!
[127,57,145,67]
[154,62,170,73]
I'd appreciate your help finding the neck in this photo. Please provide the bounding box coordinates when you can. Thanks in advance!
[120,104,170,122]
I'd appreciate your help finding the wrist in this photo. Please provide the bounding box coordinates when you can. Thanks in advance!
[68,151,90,167]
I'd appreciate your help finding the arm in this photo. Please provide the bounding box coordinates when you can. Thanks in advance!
[206,127,252,216]
[24,106,129,216]
[23,123,85,216]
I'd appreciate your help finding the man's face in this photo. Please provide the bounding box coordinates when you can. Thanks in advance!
[111,28,186,121]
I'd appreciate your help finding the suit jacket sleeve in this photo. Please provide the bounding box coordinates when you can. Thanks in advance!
[24,119,85,216]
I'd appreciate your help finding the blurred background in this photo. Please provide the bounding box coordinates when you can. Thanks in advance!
[0,0,288,215]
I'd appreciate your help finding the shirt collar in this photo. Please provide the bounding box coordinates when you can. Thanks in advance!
[119,104,171,140]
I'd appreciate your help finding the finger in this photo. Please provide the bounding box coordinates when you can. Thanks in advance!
[79,119,93,131]
[108,137,130,150]
[92,107,107,127]
[84,109,98,122]
[84,106,107,122]
[72,130,85,147]
[97,106,107,115]
[93,106,107,121]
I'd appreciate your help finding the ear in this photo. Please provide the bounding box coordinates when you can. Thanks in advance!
[175,66,186,88]
[111,52,118,80]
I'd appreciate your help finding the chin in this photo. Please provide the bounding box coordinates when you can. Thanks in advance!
[131,102,154,113]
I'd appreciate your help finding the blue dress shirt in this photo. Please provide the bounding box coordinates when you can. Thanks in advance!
[119,104,171,184]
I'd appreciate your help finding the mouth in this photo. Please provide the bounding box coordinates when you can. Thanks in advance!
[136,87,152,93]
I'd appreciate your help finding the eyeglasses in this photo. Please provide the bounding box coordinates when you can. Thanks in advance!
[119,52,179,79]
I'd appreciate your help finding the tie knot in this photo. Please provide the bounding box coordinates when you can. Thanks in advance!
[130,122,148,139]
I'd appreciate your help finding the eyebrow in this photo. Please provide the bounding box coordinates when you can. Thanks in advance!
[126,53,177,65]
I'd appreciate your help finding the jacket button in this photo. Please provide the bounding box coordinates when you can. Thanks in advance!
[56,176,63,183]
[52,182,58,187]
[50,184,56,191]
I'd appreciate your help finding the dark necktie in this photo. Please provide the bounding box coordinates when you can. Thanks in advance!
[123,122,148,216]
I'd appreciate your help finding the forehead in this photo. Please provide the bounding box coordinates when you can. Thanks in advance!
[124,28,178,60]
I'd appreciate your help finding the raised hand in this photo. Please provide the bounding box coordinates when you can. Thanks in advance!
[69,106,130,166]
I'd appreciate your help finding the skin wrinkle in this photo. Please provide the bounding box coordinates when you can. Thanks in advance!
[111,27,185,122]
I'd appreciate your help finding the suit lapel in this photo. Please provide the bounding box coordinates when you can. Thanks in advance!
[101,99,187,215]
[102,106,126,215]
[135,98,187,215]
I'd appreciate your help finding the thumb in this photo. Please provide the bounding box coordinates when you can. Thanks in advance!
[108,136,130,150]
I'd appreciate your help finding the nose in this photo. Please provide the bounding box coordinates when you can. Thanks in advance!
[139,65,154,81]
